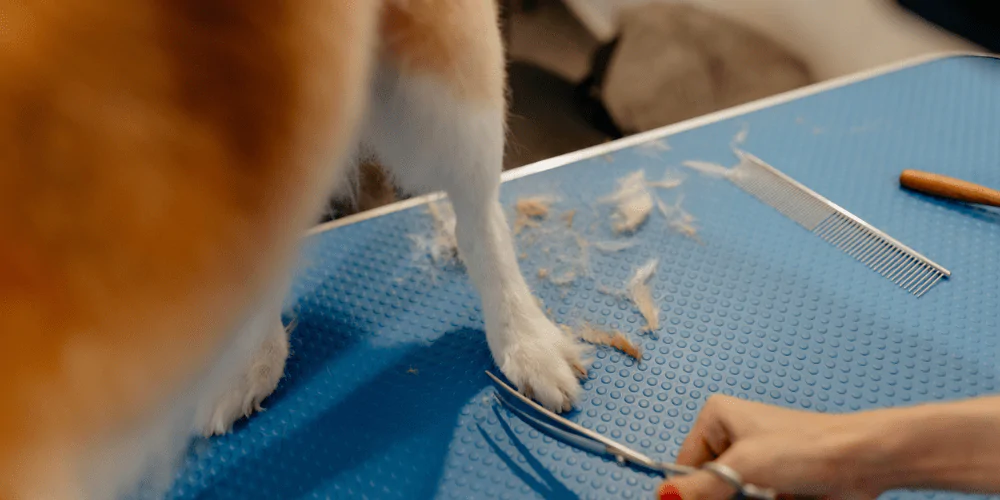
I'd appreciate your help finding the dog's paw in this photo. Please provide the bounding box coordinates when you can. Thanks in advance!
[493,315,589,412]
[199,325,289,436]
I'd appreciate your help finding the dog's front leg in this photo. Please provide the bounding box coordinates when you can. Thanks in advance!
[362,1,587,411]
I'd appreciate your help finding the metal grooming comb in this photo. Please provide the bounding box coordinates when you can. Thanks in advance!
[728,151,950,297]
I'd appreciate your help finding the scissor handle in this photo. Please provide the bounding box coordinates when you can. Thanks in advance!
[701,462,776,500]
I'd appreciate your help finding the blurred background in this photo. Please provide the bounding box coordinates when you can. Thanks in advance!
[325,0,995,221]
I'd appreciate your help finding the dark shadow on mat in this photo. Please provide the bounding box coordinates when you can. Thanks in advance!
[195,301,373,438]
[187,328,492,499]
[211,303,372,432]
[474,405,579,499]
[262,221,466,412]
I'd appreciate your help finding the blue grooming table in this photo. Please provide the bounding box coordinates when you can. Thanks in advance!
[166,54,1000,499]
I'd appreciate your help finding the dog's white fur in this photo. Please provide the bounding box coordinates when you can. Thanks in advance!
[197,307,289,436]
[360,65,587,411]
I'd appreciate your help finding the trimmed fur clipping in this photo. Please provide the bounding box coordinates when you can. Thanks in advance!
[628,259,659,332]
[425,200,458,263]
[681,160,732,178]
[513,196,553,234]
[600,170,654,233]
[655,194,700,241]
[564,323,642,361]
[409,200,459,273]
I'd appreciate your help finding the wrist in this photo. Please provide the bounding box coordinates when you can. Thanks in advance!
[835,408,913,494]
[808,410,902,495]
[840,399,1000,494]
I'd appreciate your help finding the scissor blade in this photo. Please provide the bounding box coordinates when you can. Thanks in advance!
[485,371,695,476]
[493,393,608,457]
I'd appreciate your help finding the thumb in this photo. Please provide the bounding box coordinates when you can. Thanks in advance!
[657,471,738,500]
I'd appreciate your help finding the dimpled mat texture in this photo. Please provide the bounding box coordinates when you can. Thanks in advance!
[165,55,1000,499]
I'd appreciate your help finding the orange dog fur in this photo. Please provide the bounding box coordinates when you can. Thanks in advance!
[1,1,587,497]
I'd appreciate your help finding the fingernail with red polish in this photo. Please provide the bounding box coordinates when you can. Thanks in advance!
[658,484,682,500]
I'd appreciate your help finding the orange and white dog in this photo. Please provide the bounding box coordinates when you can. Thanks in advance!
[0,1,587,498]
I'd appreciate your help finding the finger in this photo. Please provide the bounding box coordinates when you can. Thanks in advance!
[657,471,737,500]
[676,414,721,466]
[676,397,737,466]
[675,430,724,468]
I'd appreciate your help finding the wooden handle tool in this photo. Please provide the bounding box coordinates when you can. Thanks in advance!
[900,169,1000,207]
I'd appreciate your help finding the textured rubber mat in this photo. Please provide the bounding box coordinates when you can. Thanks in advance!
[166,55,1000,499]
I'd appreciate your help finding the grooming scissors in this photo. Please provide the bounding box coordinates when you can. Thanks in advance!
[485,371,775,500]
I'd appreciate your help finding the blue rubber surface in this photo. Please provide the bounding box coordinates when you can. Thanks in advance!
[166,55,1000,499]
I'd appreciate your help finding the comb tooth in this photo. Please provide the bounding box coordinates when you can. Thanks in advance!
[829,227,858,252]
[886,255,913,285]
[870,247,897,274]
[899,262,932,292]
[833,222,866,250]
[895,261,924,287]
[915,273,944,297]
[887,256,917,282]
[901,264,925,287]
[914,272,940,297]
[901,264,930,290]
[866,244,892,272]
[787,193,817,226]
[841,224,868,250]
[884,253,912,280]
[886,257,913,285]
[910,269,941,295]
[799,199,820,229]
[880,251,910,278]
[799,195,816,230]
[851,233,878,260]
[883,252,910,276]
[831,217,855,244]
[807,198,830,228]
[845,229,877,258]
[856,236,888,265]
[817,213,844,235]
[814,204,834,227]
[823,217,852,246]
[822,215,844,234]
[905,273,926,294]
[899,259,928,286]
[819,217,850,243]
[812,215,838,236]
[873,247,904,275]
[910,269,938,294]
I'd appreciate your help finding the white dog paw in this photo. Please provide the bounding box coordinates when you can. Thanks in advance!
[200,324,289,436]
[493,315,589,413]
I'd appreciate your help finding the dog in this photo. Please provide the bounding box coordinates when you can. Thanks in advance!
[0,1,587,497]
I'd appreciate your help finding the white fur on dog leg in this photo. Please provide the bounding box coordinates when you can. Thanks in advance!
[493,311,589,412]
[363,67,588,412]
[200,319,289,436]
[454,202,589,413]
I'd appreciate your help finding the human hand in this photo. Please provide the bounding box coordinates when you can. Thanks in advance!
[656,396,884,500]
